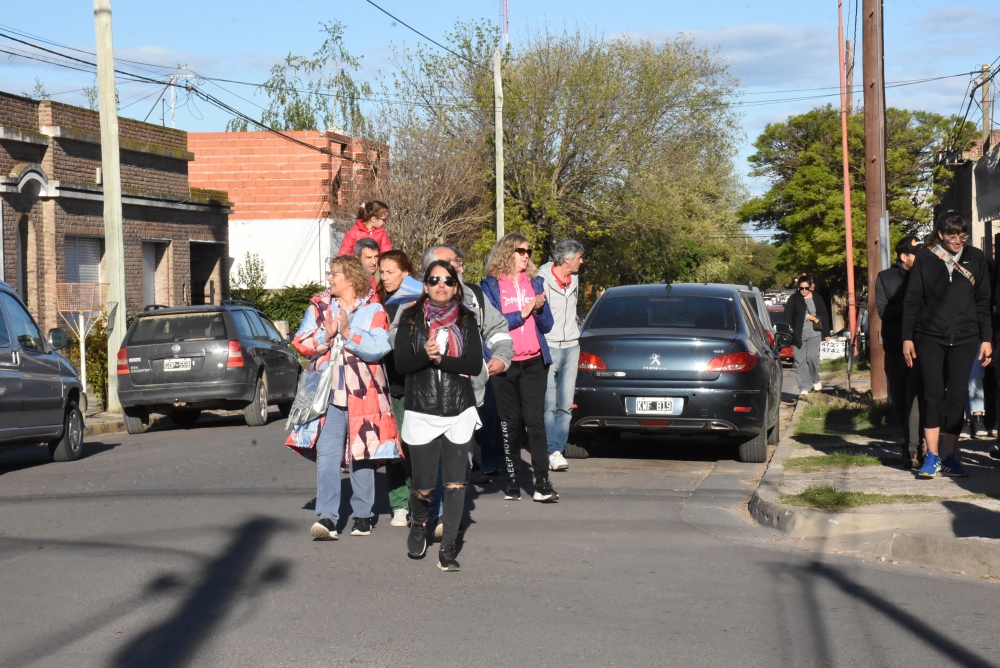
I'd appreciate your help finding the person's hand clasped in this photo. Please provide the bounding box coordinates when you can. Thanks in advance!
[338,310,350,340]
[425,338,442,365]
[486,357,505,376]
[902,340,917,368]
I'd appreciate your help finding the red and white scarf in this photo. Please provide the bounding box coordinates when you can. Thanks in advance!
[423,299,464,357]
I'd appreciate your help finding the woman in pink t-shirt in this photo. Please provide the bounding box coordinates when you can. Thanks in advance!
[480,234,558,503]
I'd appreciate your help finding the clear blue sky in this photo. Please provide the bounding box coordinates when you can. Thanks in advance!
[2,1,997,193]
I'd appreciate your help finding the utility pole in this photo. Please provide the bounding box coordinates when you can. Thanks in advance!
[983,64,992,145]
[845,40,855,113]
[94,0,127,413]
[169,65,196,129]
[863,0,888,400]
[838,2,857,350]
[494,49,504,239]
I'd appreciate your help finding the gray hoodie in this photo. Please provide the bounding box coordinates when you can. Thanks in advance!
[538,261,580,348]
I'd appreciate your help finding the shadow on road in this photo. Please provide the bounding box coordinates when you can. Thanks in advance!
[793,561,996,668]
[0,441,119,475]
[111,516,290,668]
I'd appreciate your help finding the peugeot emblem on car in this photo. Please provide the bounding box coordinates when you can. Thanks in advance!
[171,344,181,354]
[649,353,661,366]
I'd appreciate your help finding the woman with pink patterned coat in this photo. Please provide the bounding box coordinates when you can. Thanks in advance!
[285,254,400,540]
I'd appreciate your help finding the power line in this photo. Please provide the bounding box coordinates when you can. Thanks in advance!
[361,0,488,71]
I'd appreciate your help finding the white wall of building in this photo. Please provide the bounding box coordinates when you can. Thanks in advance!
[228,218,344,289]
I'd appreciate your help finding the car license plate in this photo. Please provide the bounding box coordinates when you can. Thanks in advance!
[163,358,192,372]
[630,397,683,415]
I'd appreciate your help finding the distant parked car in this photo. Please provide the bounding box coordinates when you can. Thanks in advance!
[0,280,85,461]
[116,301,301,434]
[767,304,794,365]
[569,283,791,463]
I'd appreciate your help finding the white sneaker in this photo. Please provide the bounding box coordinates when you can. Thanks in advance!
[390,508,409,527]
[549,452,569,471]
[813,382,823,391]
[799,390,809,397]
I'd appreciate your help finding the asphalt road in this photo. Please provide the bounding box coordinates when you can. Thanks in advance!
[1,408,999,668]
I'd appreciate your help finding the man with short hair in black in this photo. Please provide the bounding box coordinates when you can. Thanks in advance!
[876,234,920,467]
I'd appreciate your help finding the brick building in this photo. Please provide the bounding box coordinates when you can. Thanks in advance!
[938,130,1000,258]
[188,130,387,289]
[0,91,231,332]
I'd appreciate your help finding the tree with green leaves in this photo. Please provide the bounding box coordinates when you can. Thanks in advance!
[738,104,975,291]
[230,252,269,309]
[227,21,372,135]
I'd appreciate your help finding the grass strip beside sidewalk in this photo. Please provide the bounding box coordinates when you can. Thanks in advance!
[782,452,881,472]
[779,485,984,511]
[795,392,894,436]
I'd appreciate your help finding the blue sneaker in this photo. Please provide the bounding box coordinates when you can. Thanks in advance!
[917,453,941,479]
[941,455,969,478]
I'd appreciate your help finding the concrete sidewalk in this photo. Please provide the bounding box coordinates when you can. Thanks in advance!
[751,391,1000,578]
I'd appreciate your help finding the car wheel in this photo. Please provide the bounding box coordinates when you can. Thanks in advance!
[564,434,592,459]
[49,401,84,462]
[766,397,780,445]
[244,375,269,427]
[171,409,201,428]
[124,408,149,435]
[738,428,768,463]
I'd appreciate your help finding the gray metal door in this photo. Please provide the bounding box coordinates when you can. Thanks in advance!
[0,292,63,432]
[0,304,24,437]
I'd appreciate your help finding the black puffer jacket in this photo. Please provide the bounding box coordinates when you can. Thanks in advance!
[394,309,483,417]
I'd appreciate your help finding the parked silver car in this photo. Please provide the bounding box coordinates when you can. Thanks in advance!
[0,281,86,461]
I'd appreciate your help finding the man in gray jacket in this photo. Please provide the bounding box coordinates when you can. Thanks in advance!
[539,239,585,470]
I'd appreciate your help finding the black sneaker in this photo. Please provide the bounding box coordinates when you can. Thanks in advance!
[503,480,521,500]
[972,414,988,438]
[991,444,1000,460]
[960,420,972,440]
[437,545,461,572]
[407,522,428,559]
[350,517,372,536]
[471,470,492,485]
[533,478,560,502]
[310,517,338,540]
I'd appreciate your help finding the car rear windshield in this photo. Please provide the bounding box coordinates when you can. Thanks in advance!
[126,313,230,345]
[588,294,736,331]
[768,308,786,325]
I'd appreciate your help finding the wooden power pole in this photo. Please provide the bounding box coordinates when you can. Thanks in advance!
[845,40,855,113]
[864,0,888,400]
[94,0,128,413]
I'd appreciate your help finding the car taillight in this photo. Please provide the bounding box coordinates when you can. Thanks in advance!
[579,352,606,371]
[227,340,245,367]
[706,352,758,372]
[117,347,129,375]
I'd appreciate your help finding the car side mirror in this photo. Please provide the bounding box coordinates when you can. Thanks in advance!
[48,328,67,350]
[774,322,791,336]
[774,331,794,349]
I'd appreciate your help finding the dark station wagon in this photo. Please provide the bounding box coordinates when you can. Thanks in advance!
[116,301,301,434]
[570,283,792,463]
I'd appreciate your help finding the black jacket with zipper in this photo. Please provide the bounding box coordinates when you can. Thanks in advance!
[902,245,992,346]
[784,290,831,348]
[394,310,483,417]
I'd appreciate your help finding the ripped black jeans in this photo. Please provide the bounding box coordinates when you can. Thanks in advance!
[409,434,471,548]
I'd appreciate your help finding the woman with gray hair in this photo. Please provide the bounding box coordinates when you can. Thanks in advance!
[538,239,585,470]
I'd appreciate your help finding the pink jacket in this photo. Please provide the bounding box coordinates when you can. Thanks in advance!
[338,219,393,256]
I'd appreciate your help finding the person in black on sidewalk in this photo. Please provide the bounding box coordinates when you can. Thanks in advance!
[876,234,921,467]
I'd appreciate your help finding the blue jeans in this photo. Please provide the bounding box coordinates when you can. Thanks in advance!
[967,359,985,414]
[315,405,376,523]
[545,345,580,455]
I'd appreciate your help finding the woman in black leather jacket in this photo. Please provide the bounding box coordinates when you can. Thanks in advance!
[394,260,483,571]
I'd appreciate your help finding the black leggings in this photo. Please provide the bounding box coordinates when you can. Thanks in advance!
[915,338,979,435]
[409,434,470,548]
[490,355,550,485]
